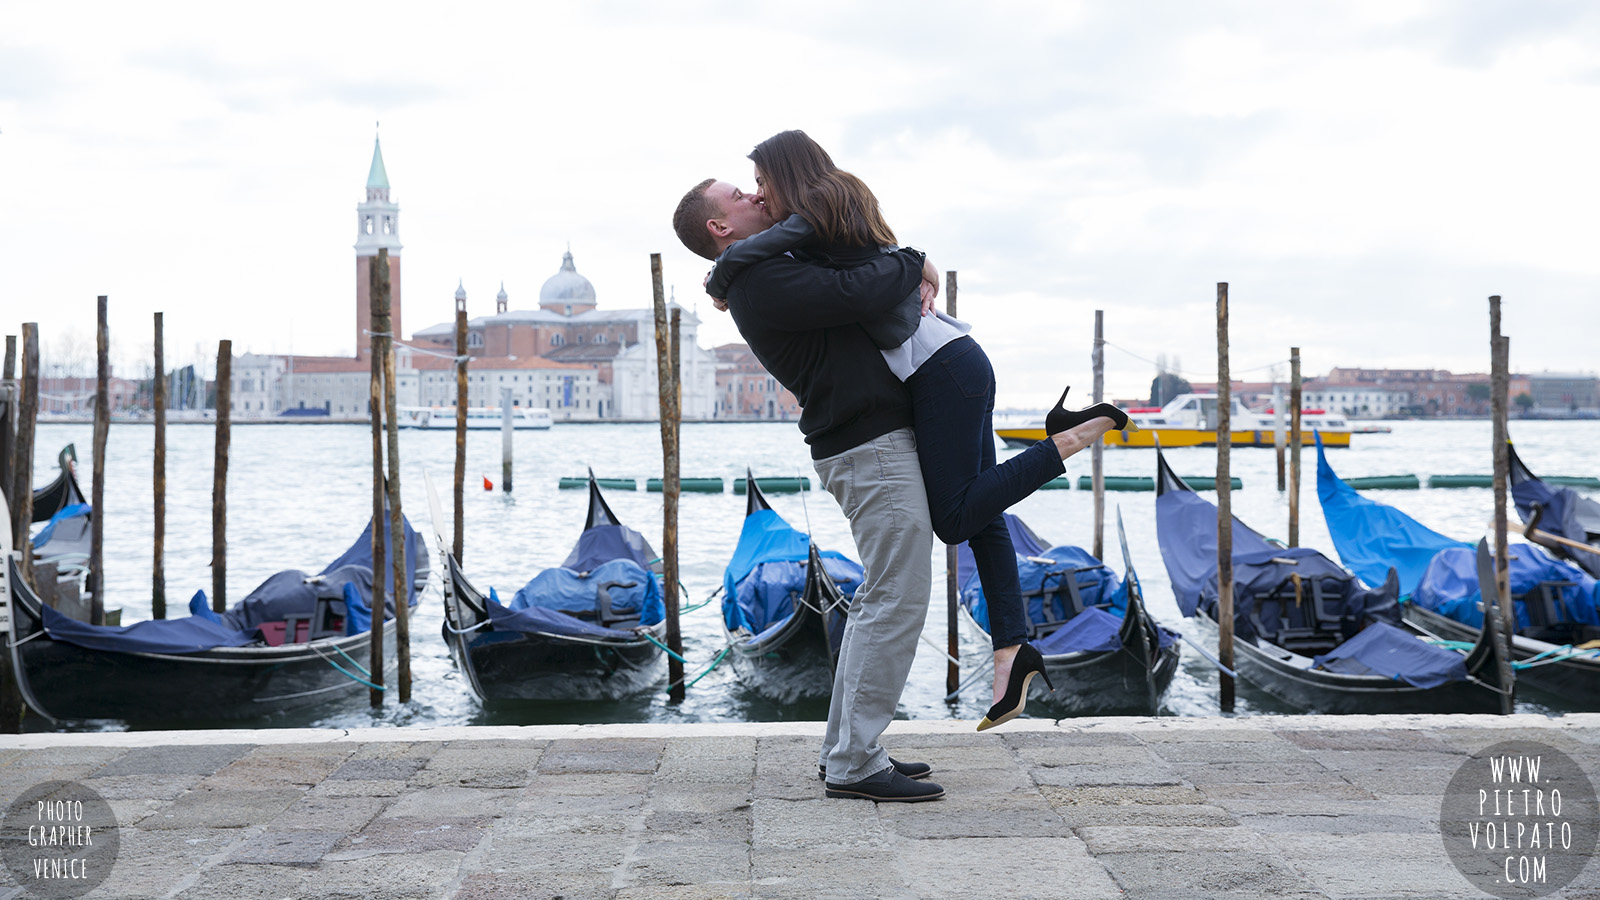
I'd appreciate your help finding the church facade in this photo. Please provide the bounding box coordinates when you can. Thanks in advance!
[229,138,718,421]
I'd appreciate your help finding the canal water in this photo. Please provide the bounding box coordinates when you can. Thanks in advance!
[22,418,1599,730]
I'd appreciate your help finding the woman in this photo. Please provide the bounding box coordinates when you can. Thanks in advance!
[706,130,1134,729]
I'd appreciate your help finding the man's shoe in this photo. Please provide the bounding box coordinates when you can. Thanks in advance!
[817,757,932,781]
[824,768,945,803]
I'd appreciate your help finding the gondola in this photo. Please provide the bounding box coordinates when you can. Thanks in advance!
[721,471,860,704]
[956,510,1180,716]
[429,470,666,702]
[1317,435,1600,704]
[1510,440,1600,580]
[28,444,92,585]
[3,497,428,723]
[1155,443,1508,714]
[31,444,86,523]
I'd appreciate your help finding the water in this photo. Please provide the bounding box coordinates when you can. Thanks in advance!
[21,418,1599,730]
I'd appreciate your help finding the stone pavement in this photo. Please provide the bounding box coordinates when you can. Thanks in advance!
[2,714,1598,900]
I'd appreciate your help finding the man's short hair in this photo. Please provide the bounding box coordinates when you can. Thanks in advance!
[672,178,721,260]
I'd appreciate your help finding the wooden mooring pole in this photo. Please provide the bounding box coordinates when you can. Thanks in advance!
[212,339,231,613]
[500,388,514,494]
[14,324,38,585]
[90,296,109,624]
[0,334,21,732]
[453,287,468,564]
[1288,347,1302,547]
[651,253,685,702]
[1273,383,1286,492]
[376,252,409,703]
[1489,296,1515,715]
[945,271,960,701]
[1216,283,1235,713]
[1092,309,1106,561]
[153,313,167,618]
[367,252,388,707]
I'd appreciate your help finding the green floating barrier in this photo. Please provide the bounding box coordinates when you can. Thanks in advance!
[646,477,724,493]
[558,477,637,490]
[1039,476,1073,490]
[1343,475,1421,490]
[1546,476,1600,489]
[1076,476,1154,491]
[1184,476,1244,491]
[733,477,811,494]
[1429,475,1493,488]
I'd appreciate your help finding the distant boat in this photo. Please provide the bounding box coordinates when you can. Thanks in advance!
[996,393,1368,449]
[399,406,552,430]
[956,510,1180,716]
[1154,442,1508,714]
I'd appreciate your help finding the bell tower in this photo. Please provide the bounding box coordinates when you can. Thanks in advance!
[355,134,403,357]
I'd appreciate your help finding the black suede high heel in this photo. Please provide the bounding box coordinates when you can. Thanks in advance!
[1043,385,1138,436]
[976,643,1055,732]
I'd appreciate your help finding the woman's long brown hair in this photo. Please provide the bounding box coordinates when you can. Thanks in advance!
[749,130,896,247]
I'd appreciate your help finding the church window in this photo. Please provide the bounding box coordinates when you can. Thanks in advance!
[382,216,393,235]
[468,332,483,348]
[551,334,565,347]
[595,333,607,344]
[577,334,586,344]
[364,216,374,235]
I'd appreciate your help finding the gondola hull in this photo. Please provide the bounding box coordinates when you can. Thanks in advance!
[6,560,400,723]
[726,599,843,706]
[1196,609,1503,715]
[1404,604,1600,707]
[439,551,664,703]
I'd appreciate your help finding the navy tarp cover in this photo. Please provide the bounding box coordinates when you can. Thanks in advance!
[1317,436,1471,595]
[722,507,861,634]
[39,602,259,654]
[485,588,642,639]
[319,514,430,606]
[1032,607,1123,654]
[1158,468,1401,643]
[1312,621,1468,688]
[961,544,1126,633]
[38,517,418,655]
[1511,447,1600,580]
[562,524,656,573]
[505,558,665,627]
[1412,544,1600,630]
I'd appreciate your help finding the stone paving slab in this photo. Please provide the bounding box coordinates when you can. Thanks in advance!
[0,714,1597,899]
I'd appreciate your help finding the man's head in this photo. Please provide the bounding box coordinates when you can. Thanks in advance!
[672,178,772,260]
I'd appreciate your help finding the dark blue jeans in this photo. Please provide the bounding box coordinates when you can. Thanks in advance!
[905,337,1066,650]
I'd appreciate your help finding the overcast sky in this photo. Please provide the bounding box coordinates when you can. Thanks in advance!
[2,1,1596,406]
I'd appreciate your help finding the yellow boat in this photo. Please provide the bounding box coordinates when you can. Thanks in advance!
[995,393,1358,450]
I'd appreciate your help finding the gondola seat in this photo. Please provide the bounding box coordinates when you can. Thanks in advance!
[1026,563,1113,640]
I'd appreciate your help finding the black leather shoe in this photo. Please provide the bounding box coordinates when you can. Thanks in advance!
[824,767,945,802]
[1044,385,1137,436]
[977,642,1055,732]
[817,757,931,781]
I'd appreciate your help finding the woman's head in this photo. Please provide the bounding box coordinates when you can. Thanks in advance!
[749,130,895,247]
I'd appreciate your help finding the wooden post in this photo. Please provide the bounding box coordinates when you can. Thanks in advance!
[499,387,513,493]
[153,313,167,618]
[13,325,38,584]
[1215,283,1234,713]
[89,296,110,625]
[1489,296,1515,714]
[212,339,231,614]
[1288,348,1302,548]
[378,254,409,704]
[1092,309,1105,561]
[453,292,468,563]
[945,270,961,700]
[0,336,21,733]
[367,254,387,707]
[651,253,685,701]
[1273,383,1286,492]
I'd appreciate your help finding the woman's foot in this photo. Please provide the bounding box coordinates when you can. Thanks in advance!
[991,644,1022,705]
[1044,385,1137,435]
[977,642,1055,732]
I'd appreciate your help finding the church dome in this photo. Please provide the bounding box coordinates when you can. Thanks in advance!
[539,251,596,303]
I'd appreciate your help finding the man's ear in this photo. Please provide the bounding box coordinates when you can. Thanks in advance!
[706,217,732,239]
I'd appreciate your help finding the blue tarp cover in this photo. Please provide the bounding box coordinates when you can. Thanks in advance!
[31,503,90,551]
[1312,621,1468,688]
[1512,458,1600,580]
[1317,436,1471,595]
[39,517,423,655]
[722,508,861,634]
[484,588,642,640]
[505,558,665,628]
[1033,607,1124,654]
[1412,544,1600,630]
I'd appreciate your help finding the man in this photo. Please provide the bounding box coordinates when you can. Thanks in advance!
[673,178,944,803]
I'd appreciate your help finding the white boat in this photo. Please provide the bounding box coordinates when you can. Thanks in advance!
[399,406,552,430]
[997,393,1372,449]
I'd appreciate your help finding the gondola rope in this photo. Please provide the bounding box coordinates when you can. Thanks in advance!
[309,645,386,691]
[641,632,690,665]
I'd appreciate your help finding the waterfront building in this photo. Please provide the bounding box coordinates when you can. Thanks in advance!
[712,343,799,420]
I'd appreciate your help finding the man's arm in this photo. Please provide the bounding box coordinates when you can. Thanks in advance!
[706,215,815,299]
[732,247,925,332]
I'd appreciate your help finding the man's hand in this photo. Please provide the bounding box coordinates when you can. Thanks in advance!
[712,297,729,312]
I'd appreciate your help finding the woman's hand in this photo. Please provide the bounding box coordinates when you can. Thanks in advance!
[919,256,940,316]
